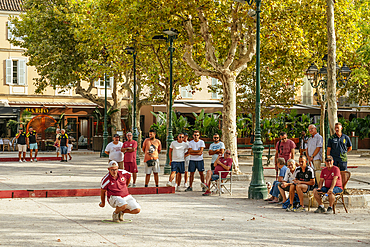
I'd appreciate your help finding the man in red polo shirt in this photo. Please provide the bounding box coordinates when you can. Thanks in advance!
[121,132,138,187]
[99,161,141,222]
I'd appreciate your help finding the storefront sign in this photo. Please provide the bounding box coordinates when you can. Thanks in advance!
[25,108,50,114]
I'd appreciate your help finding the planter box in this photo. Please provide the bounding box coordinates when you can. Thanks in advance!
[350,136,358,150]
[358,138,370,149]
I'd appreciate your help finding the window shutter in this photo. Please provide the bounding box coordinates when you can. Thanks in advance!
[6,59,13,84]
[109,77,114,88]
[18,59,26,85]
[7,21,14,40]
[181,86,186,98]
[94,79,100,87]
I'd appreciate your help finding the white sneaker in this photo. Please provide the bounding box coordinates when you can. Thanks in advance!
[34,158,37,162]
[166,181,173,187]
[184,183,189,188]
[23,159,27,162]
[221,188,225,194]
[19,159,22,163]
[30,159,33,162]
[132,184,136,188]
[176,186,181,192]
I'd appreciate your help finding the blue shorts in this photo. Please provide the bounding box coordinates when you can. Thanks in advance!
[333,160,347,171]
[188,160,205,172]
[61,146,68,155]
[29,143,38,150]
[211,174,219,181]
[171,161,185,174]
[320,186,343,194]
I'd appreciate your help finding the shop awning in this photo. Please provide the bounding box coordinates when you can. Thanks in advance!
[9,101,98,108]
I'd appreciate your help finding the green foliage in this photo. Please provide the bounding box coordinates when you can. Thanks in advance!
[236,114,252,138]
[92,107,102,135]
[6,119,18,136]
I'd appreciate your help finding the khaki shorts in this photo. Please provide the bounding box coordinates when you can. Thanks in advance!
[18,144,27,153]
[144,159,160,174]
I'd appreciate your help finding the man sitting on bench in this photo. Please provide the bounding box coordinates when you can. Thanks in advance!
[313,155,343,214]
[201,150,232,196]
[286,155,315,212]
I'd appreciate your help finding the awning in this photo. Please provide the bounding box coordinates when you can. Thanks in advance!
[9,101,98,108]
[153,100,223,114]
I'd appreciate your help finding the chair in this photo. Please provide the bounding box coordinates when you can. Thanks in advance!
[0,139,3,150]
[210,165,233,196]
[2,138,11,151]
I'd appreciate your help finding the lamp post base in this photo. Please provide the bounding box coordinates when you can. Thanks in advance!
[248,185,268,199]
[248,140,268,199]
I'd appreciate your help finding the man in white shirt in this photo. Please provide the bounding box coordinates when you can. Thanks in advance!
[208,134,225,170]
[105,134,124,169]
[278,159,297,203]
[166,133,188,191]
[185,130,206,192]
[305,124,323,182]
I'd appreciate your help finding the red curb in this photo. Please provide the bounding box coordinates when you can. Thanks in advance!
[263,166,358,170]
[0,187,175,199]
[0,157,61,162]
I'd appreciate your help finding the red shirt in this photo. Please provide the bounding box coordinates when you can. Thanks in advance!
[101,170,131,199]
[276,139,296,162]
[123,140,137,163]
[320,166,342,189]
[214,157,232,178]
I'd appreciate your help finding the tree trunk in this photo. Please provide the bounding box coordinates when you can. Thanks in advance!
[221,74,241,174]
[320,100,326,158]
[110,110,121,135]
[326,0,338,135]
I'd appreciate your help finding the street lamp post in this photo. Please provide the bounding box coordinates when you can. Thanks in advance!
[153,28,178,175]
[235,0,267,199]
[101,48,109,158]
[126,47,140,167]
[306,56,351,149]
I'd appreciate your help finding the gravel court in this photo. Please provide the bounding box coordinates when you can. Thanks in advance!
[1,193,369,247]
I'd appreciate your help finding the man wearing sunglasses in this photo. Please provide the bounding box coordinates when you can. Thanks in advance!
[202,150,233,196]
[209,134,225,171]
[313,155,343,214]
[275,132,295,179]
[185,130,205,192]
[121,132,138,187]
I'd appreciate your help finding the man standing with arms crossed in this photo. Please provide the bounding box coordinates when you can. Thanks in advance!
[208,133,225,171]
[121,132,138,187]
[27,126,38,162]
[166,133,188,191]
[105,134,124,169]
[185,130,206,192]
[305,124,323,183]
[327,122,352,172]
[16,128,27,162]
[142,130,161,187]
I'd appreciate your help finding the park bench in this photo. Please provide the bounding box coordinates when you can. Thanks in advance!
[237,144,275,166]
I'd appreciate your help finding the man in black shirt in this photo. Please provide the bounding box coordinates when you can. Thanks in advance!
[58,129,69,162]
[27,127,38,162]
[16,128,27,162]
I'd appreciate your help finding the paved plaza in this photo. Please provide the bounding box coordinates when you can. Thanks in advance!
[0,150,370,246]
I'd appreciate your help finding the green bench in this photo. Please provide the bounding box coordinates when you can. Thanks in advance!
[237,144,275,166]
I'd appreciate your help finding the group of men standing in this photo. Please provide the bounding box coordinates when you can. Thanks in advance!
[271,122,352,213]
[15,127,38,162]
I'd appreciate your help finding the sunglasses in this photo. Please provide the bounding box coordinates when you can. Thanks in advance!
[179,136,184,138]
[325,159,332,162]
[194,134,200,136]
[225,152,231,155]
[214,137,219,139]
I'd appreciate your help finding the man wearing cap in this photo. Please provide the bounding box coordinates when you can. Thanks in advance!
[27,126,38,162]
[100,161,141,222]
[15,128,27,162]
[313,155,343,214]
[121,132,138,187]
[105,134,124,169]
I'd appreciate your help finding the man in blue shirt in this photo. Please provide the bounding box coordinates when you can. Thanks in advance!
[265,158,288,203]
[327,122,352,171]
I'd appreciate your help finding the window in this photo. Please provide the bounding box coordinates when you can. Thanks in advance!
[211,78,222,99]
[181,85,192,98]
[302,77,313,105]
[94,76,113,88]
[6,59,26,85]
[7,21,23,42]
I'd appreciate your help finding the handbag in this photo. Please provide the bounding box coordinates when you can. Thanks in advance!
[146,159,156,167]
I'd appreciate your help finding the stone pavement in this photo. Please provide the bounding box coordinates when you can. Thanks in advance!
[0,150,370,246]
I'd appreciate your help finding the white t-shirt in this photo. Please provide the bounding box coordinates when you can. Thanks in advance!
[283,169,295,183]
[189,139,205,161]
[67,143,73,153]
[209,141,225,163]
[105,141,124,162]
[170,141,188,162]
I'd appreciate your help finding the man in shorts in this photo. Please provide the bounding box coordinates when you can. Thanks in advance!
[202,150,233,196]
[100,161,141,222]
[313,155,343,214]
[278,159,297,203]
[166,133,188,191]
[27,126,38,162]
[105,134,124,169]
[185,130,206,192]
[208,133,225,171]
[15,128,27,162]
[142,130,161,187]
[327,122,352,172]
[121,132,138,187]
[286,155,315,212]
[58,129,69,162]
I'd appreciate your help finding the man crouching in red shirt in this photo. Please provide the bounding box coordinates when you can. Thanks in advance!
[201,150,232,196]
[99,161,141,222]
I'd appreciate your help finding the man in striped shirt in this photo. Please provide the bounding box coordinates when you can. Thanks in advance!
[99,161,141,222]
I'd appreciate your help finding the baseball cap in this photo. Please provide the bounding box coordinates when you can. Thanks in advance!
[113,134,120,137]
[108,160,118,168]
